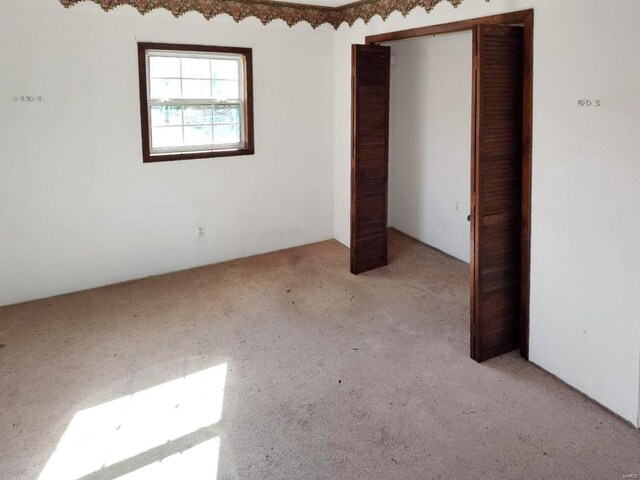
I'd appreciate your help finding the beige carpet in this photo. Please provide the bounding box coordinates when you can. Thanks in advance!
[0,230,638,480]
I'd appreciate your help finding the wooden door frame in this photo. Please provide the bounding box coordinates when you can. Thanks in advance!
[363,9,533,360]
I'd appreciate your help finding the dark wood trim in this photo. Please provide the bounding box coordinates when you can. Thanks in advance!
[141,147,255,163]
[138,42,254,56]
[365,9,533,44]
[350,44,358,271]
[469,25,479,361]
[364,9,533,361]
[137,42,254,164]
[519,9,534,360]
[137,43,152,163]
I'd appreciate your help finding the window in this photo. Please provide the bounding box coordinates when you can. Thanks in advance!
[138,43,254,163]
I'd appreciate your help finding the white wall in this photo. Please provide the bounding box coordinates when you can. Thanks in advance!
[387,33,472,263]
[333,0,640,426]
[0,0,335,306]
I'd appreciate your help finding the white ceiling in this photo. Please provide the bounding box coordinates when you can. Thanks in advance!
[274,0,347,8]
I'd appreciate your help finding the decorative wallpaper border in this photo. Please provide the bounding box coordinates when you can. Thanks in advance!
[339,0,463,27]
[60,0,467,29]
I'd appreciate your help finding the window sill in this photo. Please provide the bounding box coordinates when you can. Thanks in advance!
[143,146,255,163]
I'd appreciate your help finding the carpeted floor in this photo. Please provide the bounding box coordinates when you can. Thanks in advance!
[0,230,638,480]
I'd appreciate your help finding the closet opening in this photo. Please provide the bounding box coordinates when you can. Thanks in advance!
[350,10,533,362]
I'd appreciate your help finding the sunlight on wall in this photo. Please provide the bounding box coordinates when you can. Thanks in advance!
[38,363,227,480]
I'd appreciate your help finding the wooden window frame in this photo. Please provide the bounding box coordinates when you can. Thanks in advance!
[137,42,254,163]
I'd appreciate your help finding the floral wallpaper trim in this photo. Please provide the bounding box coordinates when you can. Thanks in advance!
[338,0,463,27]
[60,0,467,29]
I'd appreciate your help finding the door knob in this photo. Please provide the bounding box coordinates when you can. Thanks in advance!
[467,214,471,222]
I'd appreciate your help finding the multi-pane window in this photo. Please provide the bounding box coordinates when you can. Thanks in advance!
[138,43,254,162]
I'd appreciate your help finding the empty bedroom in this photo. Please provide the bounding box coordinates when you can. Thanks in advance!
[1,0,639,479]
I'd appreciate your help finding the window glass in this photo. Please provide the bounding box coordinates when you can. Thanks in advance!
[139,44,253,161]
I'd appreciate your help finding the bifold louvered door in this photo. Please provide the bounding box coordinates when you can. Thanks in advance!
[471,25,525,362]
[350,44,391,275]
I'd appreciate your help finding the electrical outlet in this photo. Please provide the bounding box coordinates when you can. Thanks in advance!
[196,225,206,239]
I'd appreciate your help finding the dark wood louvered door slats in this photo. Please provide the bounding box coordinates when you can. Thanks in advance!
[350,44,391,275]
[471,25,525,362]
